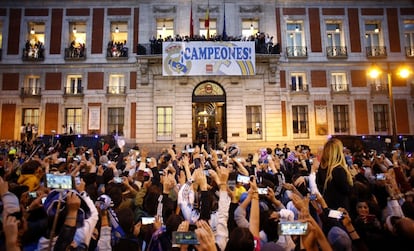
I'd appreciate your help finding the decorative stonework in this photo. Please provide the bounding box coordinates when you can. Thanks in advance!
[153,6,176,13]
[197,6,219,13]
[239,5,262,13]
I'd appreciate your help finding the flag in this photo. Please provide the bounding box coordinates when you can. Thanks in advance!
[205,3,210,38]
[222,7,227,40]
[190,1,194,38]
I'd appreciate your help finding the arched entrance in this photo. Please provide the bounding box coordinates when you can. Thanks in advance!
[192,81,226,149]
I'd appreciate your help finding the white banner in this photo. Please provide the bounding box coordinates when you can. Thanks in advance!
[88,107,100,130]
[162,41,256,76]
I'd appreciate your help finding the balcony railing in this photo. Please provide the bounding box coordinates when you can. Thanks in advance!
[370,83,388,95]
[286,46,308,58]
[331,83,349,94]
[366,46,387,58]
[136,42,281,56]
[64,47,86,60]
[405,46,414,58]
[20,87,41,97]
[63,86,84,96]
[22,48,45,61]
[106,86,126,95]
[290,84,309,93]
[326,46,348,58]
[107,44,128,59]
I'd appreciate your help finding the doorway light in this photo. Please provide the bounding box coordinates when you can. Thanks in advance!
[115,26,119,33]
[335,25,340,33]
[73,26,77,34]
[30,27,35,34]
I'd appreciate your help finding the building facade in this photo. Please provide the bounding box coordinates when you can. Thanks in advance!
[0,0,413,153]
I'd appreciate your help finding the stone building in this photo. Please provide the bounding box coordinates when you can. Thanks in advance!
[0,0,413,153]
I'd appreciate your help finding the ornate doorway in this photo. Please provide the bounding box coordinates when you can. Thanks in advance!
[192,81,226,149]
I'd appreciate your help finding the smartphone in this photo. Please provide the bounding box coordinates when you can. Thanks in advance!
[45,174,75,190]
[29,191,37,199]
[237,174,250,184]
[376,173,386,180]
[258,187,268,195]
[227,180,236,191]
[75,176,81,185]
[113,177,123,183]
[141,216,155,225]
[278,221,308,235]
[365,214,376,222]
[172,231,199,245]
[203,169,210,176]
[194,158,201,169]
[328,209,343,220]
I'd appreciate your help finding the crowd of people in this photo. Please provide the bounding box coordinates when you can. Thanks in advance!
[0,136,414,251]
[107,41,129,58]
[23,40,45,60]
[143,32,280,56]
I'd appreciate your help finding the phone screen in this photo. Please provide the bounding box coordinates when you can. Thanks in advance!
[328,209,343,220]
[113,177,123,183]
[237,174,250,184]
[278,221,308,235]
[172,231,199,245]
[141,217,155,225]
[258,187,268,195]
[45,174,74,190]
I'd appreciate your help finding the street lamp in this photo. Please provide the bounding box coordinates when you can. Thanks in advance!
[368,63,411,147]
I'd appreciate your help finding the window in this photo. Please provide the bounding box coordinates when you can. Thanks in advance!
[108,108,124,135]
[24,75,40,95]
[246,106,262,139]
[157,106,173,141]
[365,22,385,56]
[200,18,217,39]
[24,22,45,59]
[373,104,389,132]
[0,22,3,60]
[290,73,307,92]
[157,19,174,40]
[66,75,82,94]
[331,72,348,92]
[22,108,39,127]
[108,21,128,57]
[65,108,82,134]
[333,105,349,134]
[242,19,259,39]
[292,105,308,138]
[67,22,86,58]
[108,74,125,94]
[326,22,346,57]
[286,21,306,57]
[404,20,414,56]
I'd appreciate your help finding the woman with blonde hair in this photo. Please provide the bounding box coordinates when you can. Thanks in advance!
[316,138,354,211]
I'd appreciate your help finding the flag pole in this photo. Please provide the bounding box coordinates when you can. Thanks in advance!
[207,0,210,39]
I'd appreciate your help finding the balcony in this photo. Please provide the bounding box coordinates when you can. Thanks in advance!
[106,43,128,60]
[20,87,41,98]
[289,84,309,95]
[106,86,126,96]
[366,46,387,58]
[326,46,348,58]
[22,48,45,61]
[330,83,350,95]
[64,47,86,61]
[63,86,84,97]
[286,46,308,58]
[405,46,414,58]
[370,83,388,95]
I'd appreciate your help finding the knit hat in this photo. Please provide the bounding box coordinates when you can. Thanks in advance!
[327,226,352,251]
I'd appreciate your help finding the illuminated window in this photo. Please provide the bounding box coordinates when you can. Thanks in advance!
[404,20,414,56]
[156,19,174,40]
[246,106,262,140]
[66,75,82,94]
[157,106,173,141]
[290,73,307,92]
[331,72,348,92]
[65,108,82,134]
[242,19,258,39]
[22,108,39,127]
[24,75,40,95]
[108,74,125,94]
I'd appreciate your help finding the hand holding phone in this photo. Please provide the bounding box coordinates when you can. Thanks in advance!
[278,221,308,235]
[328,209,344,220]
[237,174,250,184]
[172,231,199,245]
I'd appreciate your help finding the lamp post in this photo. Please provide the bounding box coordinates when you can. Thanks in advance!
[368,63,411,148]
